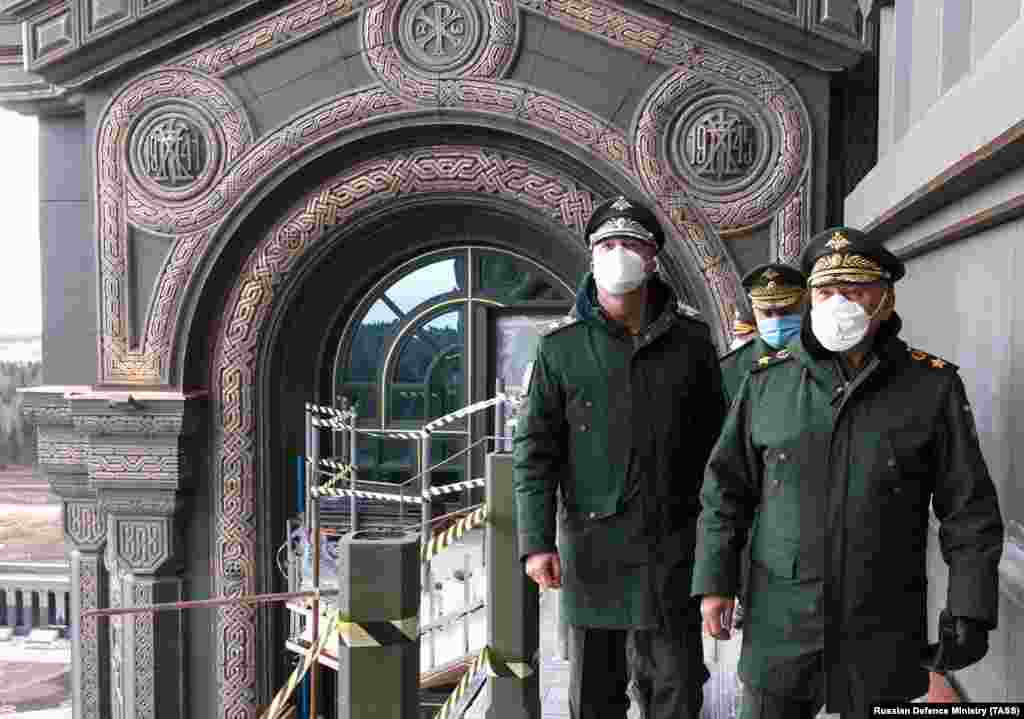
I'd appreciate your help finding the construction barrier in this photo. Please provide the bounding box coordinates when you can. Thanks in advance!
[311,477,486,502]
[261,610,340,719]
[433,646,535,719]
[421,505,489,563]
[309,394,517,435]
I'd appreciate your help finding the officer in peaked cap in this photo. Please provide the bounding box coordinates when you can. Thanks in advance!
[720,263,807,406]
[693,226,1003,718]
[515,195,725,719]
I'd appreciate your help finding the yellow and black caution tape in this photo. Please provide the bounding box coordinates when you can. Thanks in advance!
[421,505,489,563]
[312,486,423,504]
[260,610,340,719]
[434,646,535,719]
[337,614,418,647]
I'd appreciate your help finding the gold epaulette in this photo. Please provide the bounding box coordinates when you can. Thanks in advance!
[908,348,958,371]
[750,348,794,372]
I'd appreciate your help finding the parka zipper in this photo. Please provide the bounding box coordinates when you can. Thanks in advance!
[822,355,880,712]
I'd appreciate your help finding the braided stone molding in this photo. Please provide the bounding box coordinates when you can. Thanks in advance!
[107,546,125,719]
[96,68,252,383]
[633,51,812,235]
[88,443,185,485]
[100,494,181,516]
[363,0,519,103]
[21,402,73,427]
[774,178,811,263]
[78,552,105,719]
[109,515,176,574]
[72,413,186,437]
[132,580,156,719]
[38,426,89,468]
[173,0,358,76]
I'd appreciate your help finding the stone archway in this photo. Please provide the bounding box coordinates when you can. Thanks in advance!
[204,141,650,717]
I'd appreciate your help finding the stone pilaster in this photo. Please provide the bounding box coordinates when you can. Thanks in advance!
[22,386,111,719]
[20,386,204,719]
[72,390,202,719]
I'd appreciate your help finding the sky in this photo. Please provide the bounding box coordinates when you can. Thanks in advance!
[0,108,39,337]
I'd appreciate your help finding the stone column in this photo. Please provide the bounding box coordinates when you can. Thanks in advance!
[41,590,51,627]
[22,387,110,719]
[74,390,201,719]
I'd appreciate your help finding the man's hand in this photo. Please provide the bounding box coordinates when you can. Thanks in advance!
[920,609,990,673]
[700,594,735,640]
[524,551,562,589]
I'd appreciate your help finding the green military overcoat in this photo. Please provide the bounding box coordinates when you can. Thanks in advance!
[720,335,771,406]
[691,315,1004,713]
[513,274,726,643]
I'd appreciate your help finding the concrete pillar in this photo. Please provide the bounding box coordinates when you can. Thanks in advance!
[877,3,897,159]
[482,453,540,719]
[335,528,420,719]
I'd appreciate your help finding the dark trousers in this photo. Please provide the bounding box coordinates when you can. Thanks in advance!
[568,625,704,719]
[739,658,875,719]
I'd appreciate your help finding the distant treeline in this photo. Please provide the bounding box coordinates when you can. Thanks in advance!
[0,360,43,466]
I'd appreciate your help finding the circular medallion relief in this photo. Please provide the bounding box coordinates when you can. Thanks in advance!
[399,0,482,72]
[669,94,772,198]
[128,103,222,202]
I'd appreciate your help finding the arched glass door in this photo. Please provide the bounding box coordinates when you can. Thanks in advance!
[333,247,574,488]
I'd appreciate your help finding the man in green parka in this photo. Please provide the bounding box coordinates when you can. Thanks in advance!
[720,264,807,406]
[692,227,1005,718]
[513,196,727,719]
[719,263,807,631]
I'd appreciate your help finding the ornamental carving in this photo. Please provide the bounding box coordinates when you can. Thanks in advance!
[78,554,104,719]
[364,0,518,102]
[66,501,107,549]
[635,66,811,234]
[131,110,212,196]
[682,106,759,184]
[115,519,170,573]
[401,0,481,71]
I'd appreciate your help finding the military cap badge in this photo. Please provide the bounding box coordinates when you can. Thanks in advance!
[741,263,806,310]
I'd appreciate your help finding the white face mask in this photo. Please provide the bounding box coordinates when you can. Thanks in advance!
[592,246,648,295]
[811,290,888,352]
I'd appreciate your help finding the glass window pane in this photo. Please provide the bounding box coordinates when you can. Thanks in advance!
[385,257,466,313]
[338,299,400,418]
[476,252,570,303]
[425,436,467,496]
[390,309,465,423]
[353,436,417,485]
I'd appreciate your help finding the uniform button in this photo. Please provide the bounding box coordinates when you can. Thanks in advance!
[779,452,788,461]
[588,512,597,519]
[585,400,593,408]
[580,424,589,432]
[887,458,897,468]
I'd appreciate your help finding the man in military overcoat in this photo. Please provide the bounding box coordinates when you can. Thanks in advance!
[513,196,727,719]
[720,263,807,406]
[692,227,1005,718]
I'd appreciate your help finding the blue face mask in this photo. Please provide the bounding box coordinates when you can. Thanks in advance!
[757,315,802,349]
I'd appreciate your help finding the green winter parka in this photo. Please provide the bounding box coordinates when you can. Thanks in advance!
[691,314,1004,712]
[513,273,727,642]
[720,336,772,406]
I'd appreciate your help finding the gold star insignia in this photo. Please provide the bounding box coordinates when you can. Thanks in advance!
[825,231,850,251]
[930,358,946,369]
[758,356,772,367]
[911,350,927,361]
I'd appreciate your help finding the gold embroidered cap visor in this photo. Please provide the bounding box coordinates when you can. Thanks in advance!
[733,319,757,334]
[748,285,805,310]
[808,252,891,288]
